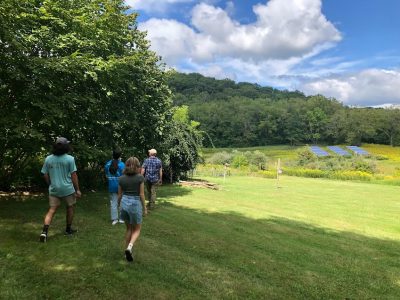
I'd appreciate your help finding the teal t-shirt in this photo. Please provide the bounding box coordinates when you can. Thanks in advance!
[41,154,77,197]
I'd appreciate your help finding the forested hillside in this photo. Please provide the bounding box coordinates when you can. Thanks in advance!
[168,73,400,148]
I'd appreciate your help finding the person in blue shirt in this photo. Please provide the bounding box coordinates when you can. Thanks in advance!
[39,137,81,242]
[105,149,125,225]
[141,148,162,209]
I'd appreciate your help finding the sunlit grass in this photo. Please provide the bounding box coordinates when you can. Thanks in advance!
[1,176,400,299]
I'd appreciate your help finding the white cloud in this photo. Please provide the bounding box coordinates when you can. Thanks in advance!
[132,0,400,106]
[141,19,201,64]
[301,69,400,106]
[139,0,341,64]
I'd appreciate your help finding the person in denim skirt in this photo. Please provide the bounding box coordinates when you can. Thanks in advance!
[105,149,125,225]
[118,157,147,262]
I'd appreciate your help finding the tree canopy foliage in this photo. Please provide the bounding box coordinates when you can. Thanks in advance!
[168,73,400,148]
[0,0,202,190]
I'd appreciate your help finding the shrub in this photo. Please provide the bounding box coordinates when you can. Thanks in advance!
[206,151,233,165]
[351,159,376,174]
[232,154,249,168]
[247,150,268,169]
[284,168,326,178]
[10,156,47,191]
[329,171,372,181]
[374,155,388,161]
[256,170,276,179]
[297,148,316,166]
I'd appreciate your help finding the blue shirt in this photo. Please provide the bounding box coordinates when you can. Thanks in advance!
[142,156,162,183]
[41,154,77,197]
[105,159,125,193]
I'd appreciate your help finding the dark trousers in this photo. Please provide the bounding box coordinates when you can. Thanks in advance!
[145,181,157,207]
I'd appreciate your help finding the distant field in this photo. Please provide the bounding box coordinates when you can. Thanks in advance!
[363,143,400,161]
[202,144,303,160]
[1,176,399,299]
[201,144,400,177]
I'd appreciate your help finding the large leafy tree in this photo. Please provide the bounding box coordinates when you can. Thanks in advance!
[0,0,171,190]
[375,107,400,146]
[159,106,203,182]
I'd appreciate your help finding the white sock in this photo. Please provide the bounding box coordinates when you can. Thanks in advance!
[127,243,133,251]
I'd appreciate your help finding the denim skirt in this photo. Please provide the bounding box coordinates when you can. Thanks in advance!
[120,195,142,224]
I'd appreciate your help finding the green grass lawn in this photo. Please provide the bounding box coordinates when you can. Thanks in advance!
[1,176,400,299]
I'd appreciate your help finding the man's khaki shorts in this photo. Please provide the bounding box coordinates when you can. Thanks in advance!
[49,193,76,207]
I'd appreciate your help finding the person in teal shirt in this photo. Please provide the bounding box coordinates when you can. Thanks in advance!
[39,137,81,242]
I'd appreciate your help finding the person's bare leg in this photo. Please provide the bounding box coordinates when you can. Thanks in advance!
[124,223,135,262]
[40,206,59,242]
[66,205,75,226]
[125,223,132,248]
[44,206,58,225]
[129,224,142,245]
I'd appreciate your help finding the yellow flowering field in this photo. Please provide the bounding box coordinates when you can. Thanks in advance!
[363,143,400,161]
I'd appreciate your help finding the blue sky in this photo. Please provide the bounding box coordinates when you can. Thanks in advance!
[126,0,400,107]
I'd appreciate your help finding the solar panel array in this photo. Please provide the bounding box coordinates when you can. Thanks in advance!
[310,146,329,157]
[327,146,351,156]
[346,146,369,155]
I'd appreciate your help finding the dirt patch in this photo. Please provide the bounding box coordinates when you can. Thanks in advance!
[178,180,219,190]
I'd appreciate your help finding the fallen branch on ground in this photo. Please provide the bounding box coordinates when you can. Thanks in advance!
[178,180,219,190]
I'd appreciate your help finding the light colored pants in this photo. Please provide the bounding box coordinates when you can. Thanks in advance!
[109,192,119,220]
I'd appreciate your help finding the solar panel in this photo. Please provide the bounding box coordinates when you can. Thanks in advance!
[327,146,351,156]
[346,146,369,155]
[310,146,329,157]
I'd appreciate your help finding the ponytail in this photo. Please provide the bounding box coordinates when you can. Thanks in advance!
[109,159,119,175]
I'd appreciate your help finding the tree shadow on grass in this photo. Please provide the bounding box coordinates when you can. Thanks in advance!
[155,183,193,206]
[1,190,400,299]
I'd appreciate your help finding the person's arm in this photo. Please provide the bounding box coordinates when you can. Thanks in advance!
[43,173,50,186]
[158,167,163,185]
[139,182,147,216]
[71,172,82,198]
[141,159,147,176]
[41,160,50,185]
[117,185,123,206]
[140,163,145,176]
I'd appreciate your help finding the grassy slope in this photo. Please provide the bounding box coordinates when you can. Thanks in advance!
[1,176,399,299]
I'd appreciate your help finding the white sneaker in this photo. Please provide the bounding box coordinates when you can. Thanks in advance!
[125,248,133,262]
[118,219,124,224]
[112,220,118,225]
[39,232,47,243]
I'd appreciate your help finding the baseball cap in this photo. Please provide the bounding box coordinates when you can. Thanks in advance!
[148,148,157,154]
[56,137,70,144]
